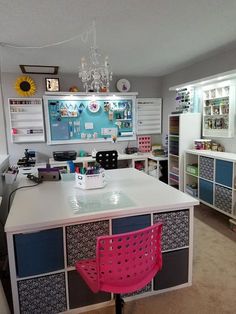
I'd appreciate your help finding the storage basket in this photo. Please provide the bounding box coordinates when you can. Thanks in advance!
[75,169,106,189]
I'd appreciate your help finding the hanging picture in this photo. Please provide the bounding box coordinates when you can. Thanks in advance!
[14,76,36,97]
[45,78,60,92]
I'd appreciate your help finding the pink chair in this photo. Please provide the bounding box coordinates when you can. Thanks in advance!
[75,223,163,314]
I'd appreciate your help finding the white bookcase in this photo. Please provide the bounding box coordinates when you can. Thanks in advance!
[8,98,45,143]
[136,98,162,134]
[168,113,201,191]
[202,82,235,138]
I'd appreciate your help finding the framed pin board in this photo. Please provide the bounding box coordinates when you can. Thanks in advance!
[43,93,137,145]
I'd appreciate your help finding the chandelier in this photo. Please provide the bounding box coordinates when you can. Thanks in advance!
[79,22,112,93]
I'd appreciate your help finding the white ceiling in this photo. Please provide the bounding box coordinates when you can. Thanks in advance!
[1,0,236,76]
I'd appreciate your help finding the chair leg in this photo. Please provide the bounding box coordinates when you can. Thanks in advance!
[115,294,124,314]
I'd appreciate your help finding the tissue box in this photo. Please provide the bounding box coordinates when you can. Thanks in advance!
[75,170,106,189]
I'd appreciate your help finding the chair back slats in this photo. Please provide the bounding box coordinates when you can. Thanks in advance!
[96,223,162,293]
[96,150,118,169]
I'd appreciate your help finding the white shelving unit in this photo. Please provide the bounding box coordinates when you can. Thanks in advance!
[168,113,201,191]
[202,82,235,138]
[136,98,162,134]
[184,149,236,220]
[8,98,45,143]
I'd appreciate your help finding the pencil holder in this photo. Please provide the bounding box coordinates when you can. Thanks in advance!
[75,169,106,189]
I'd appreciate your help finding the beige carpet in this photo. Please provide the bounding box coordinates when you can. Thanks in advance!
[83,205,236,314]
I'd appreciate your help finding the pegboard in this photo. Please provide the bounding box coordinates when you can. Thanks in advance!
[43,94,137,144]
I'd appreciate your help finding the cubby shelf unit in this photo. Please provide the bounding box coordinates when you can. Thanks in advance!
[184,149,236,220]
[202,82,235,138]
[8,98,45,143]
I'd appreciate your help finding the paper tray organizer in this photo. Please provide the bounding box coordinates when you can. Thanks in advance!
[75,169,106,189]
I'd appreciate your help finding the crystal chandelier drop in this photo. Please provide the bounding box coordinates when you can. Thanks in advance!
[79,22,112,93]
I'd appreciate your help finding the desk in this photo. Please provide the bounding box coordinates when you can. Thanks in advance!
[5,168,198,314]
[49,153,168,179]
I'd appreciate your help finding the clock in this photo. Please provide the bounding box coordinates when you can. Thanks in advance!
[116,79,131,92]
[87,101,100,113]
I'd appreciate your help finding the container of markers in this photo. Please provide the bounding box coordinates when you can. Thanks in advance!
[75,168,106,190]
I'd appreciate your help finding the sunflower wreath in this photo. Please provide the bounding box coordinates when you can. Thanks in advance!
[14,76,36,96]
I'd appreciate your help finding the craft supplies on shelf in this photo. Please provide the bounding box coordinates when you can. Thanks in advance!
[152,144,165,156]
[194,139,212,150]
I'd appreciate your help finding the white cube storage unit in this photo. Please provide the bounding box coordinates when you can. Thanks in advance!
[185,149,236,219]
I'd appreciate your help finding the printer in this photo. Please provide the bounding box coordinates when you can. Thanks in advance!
[53,150,77,161]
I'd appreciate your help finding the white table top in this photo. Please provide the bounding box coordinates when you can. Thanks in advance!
[5,168,198,233]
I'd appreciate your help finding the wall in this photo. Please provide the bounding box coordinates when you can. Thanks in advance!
[0,74,7,155]
[161,45,236,153]
[0,158,10,260]
[1,73,162,164]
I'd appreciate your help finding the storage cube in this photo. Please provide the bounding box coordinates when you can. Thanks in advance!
[199,156,214,181]
[66,220,109,266]
[68,270,110,308]
[199,179,213,204]
[112,214,151,234]
[215,184,232,214]
[154,249,189,290]
[153,210,189,251]
[14,228,64,277]
[215,159,233,187]
[18,273,66,313]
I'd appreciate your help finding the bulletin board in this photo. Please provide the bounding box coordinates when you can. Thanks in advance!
[43,94,137,144]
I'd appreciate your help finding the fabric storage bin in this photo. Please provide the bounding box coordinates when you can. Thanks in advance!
[14,228,64,277]
[199,179,213,204]
[154,249,189,290]
[215,159,233,188]
[68,270,111,309]
[153,210,189,251]
[112,214,151,234]
[214,184,232,214]
[18,273,66,313]
[199,156,214,181]
[66,220,109,266]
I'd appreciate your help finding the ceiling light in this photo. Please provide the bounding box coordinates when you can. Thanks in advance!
[20,65,59,75]
[78,21,112,93]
